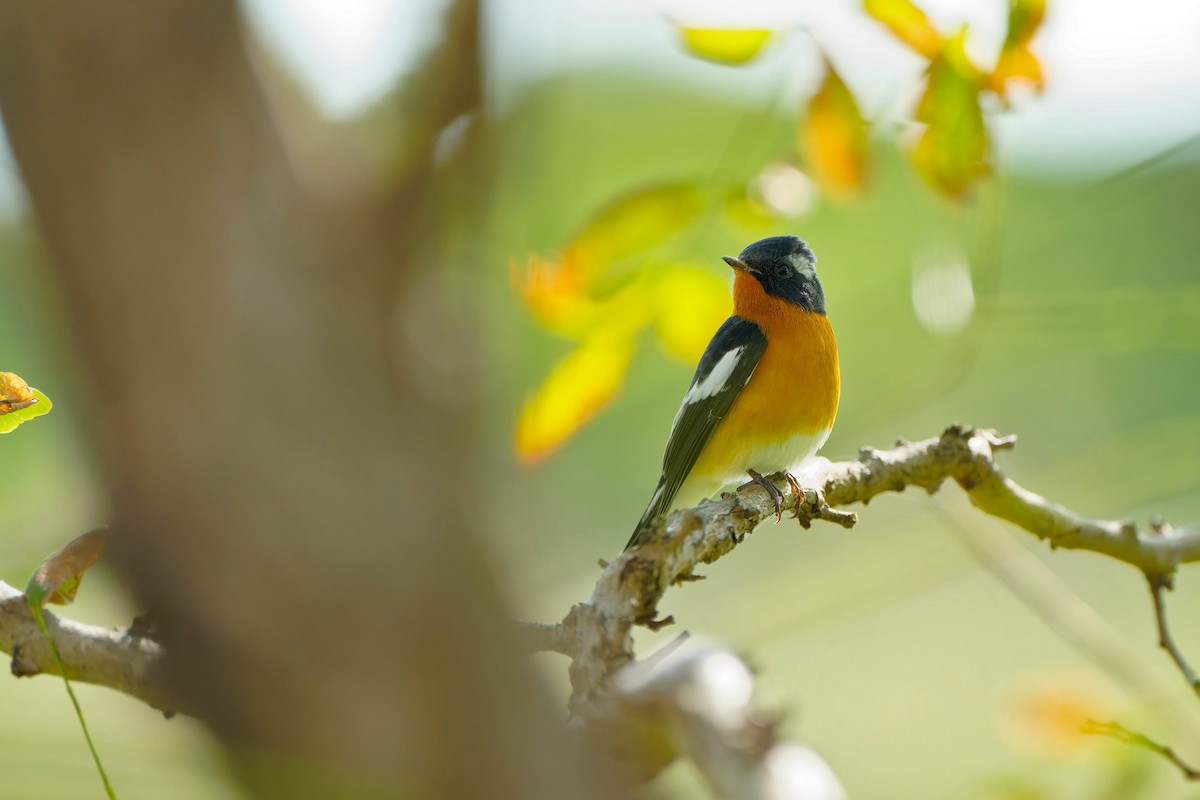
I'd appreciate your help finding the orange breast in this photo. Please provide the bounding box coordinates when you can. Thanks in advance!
[690,271,840,478]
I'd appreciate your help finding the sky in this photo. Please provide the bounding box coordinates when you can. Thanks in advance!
[240,0,1200,166]
[3,0,1200,217]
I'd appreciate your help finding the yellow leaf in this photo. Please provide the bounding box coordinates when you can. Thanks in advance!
[26,528,109,608]
[514,184,704,338]
[0,372,53,434]
[515,331,634,465]
[864,0,943,59]
[987,0,1046,99]
[912,31,990,198]
[566,183,705,282]
[801,57,870,198]
[678,27,774,66]
[653,266,731,364]
[990,45,1043,97]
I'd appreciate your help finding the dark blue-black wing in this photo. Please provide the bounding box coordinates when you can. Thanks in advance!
[625,316,767,549]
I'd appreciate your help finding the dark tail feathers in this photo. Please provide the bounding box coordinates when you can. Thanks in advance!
[624,476,670,551]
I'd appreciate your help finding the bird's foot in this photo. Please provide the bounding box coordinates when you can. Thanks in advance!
[746,468,783,522]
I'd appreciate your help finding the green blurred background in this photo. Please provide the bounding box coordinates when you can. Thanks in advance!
[2,1,1200,798]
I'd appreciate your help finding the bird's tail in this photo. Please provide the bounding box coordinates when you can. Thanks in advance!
[625,477,671,551]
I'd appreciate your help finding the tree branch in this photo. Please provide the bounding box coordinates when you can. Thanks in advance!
[0,581,173,714]
[527,424,1200,785]
[6,423,1197,795]
[616,648,846,800]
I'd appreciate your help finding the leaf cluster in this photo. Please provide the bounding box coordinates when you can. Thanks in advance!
[513,1,1046,462]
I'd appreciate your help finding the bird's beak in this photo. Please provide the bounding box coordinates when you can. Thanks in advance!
[723,256,754,273]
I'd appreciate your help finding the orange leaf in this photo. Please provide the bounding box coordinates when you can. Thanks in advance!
[987,0,1046,99]
[912,31,990,198]
[864,0,943,59]
[25,528,109,608]
[1004,675,1116,756]
[801,57,870,198]
[678,27,775,66]
[515,332,634,465]
[512,253,600,337]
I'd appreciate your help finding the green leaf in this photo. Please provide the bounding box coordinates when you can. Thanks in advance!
[0,371,53,434]
[912,31,991,198]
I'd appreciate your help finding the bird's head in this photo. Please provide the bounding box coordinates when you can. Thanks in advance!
[723,235,825,314]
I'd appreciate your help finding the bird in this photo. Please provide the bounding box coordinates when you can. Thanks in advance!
[625,235,840,550]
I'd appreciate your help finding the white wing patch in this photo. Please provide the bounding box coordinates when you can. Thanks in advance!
[687,346,745,401]
[668,346,748,435]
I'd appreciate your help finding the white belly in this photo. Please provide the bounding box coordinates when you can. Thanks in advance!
[670,426,832,512]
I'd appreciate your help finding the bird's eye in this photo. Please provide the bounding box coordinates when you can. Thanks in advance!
[774,263,791,278]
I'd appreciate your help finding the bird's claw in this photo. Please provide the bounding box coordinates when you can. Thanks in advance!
[746,468,784,522]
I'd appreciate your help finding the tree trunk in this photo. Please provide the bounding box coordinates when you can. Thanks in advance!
[0,2,611,796]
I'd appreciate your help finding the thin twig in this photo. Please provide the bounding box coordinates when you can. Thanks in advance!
[1148,576,1200,695]
[1082,719,1200,780]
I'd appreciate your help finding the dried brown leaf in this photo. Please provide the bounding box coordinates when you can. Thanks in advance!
[26,528,110,608]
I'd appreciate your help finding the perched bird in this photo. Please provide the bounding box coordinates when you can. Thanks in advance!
[625,235,840,550]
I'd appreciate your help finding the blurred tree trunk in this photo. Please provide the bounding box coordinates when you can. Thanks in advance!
[0,2,609,797]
